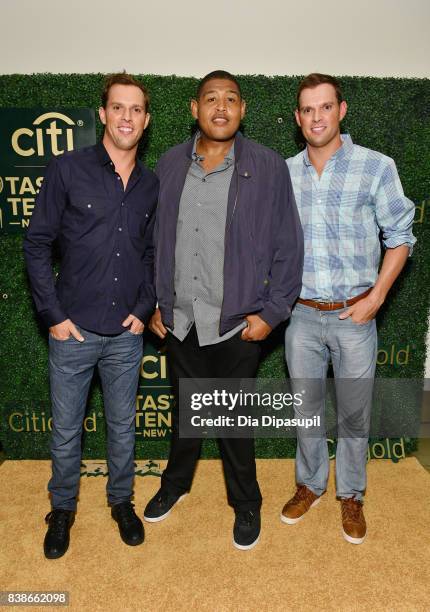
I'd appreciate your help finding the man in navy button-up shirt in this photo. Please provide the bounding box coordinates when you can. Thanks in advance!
[24,73,158,558]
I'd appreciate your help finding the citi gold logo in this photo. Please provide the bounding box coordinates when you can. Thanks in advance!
[11,112,75,157]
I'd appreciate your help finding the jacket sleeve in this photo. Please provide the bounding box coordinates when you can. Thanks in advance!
[22,157,68,327]
[259,159,304,329]
[131,176,159,322]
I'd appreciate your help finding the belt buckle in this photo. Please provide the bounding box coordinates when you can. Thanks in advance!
[315,299,331,310]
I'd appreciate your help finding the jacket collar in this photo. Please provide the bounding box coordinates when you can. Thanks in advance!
[185,131,249,178]
[185,130,244,162]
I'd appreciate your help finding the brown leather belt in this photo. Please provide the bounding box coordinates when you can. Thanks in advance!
[297,288,372,311]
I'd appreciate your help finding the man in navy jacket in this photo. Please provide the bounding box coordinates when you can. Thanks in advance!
[144,70,303,550]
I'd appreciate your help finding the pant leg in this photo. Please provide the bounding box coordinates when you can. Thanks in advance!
[48,329,99,511]
[161,327,205,495]
[285,304,331,496]
[212,332,262,511]
[97,330,143,506]
[327,312,378,500]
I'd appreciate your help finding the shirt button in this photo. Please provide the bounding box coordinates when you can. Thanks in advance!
[114,277,118,281]
[117,176,121,181]
[118,227,122,232]
[121,202,125,207]
[197,202,201,207]
[116,252,120,256]
[202,178,206,182]
[145,213,149,218]
[194,252,198,256]
[193,297,197,302]
[195,228,198,232]
[317,199,322,203]
[112,301,116,306]
[87,204,92,208]
[193,276,197,280]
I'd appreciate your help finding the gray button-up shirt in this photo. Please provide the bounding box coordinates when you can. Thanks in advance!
[171,135,246,346]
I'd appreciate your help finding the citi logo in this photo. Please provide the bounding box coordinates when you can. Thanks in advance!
[11,112,76,157]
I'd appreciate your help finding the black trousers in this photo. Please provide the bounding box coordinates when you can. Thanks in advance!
[161,325,262,512]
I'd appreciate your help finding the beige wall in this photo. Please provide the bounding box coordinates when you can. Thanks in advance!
[1,0,429,77]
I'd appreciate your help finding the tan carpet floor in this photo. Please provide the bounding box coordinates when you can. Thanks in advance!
[1,458,429,612]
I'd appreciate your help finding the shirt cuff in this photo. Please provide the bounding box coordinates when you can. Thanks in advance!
[39,306,68,328]
[132,300,157,324]
[383,236,416,256]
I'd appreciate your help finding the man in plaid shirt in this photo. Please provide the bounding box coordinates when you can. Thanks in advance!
[282,73,416,544]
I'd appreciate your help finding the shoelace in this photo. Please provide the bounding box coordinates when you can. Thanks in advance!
[341,498,363,522]
[114,503,138,527]
[291,485,310,503]
[236,511,255,526]
[45,510,71,537]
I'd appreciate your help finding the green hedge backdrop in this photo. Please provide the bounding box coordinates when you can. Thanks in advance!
[0,74,429,460]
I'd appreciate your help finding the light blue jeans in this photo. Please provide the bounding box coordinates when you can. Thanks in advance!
[285,303,377,501]
[48,326,143,510]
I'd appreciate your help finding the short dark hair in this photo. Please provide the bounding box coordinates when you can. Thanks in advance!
[101,71,150,112]
[196,70,242,99]
[296,73,343,108]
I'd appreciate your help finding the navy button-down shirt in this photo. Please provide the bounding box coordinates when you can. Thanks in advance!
[23,142,159,334]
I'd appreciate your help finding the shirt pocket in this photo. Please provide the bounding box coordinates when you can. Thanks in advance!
[127,201,150,239]
[67,195,107,243]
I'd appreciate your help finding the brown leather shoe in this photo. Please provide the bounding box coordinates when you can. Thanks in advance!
[280,484,321,524]
[341,497,366,544]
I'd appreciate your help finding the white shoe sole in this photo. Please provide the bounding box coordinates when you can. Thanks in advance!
[280,495,321,524]
[233,535,260,551]
[342,529,366,545]
[143,493,187,523]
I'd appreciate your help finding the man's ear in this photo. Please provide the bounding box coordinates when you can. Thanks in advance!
[190,98,198,121]
[339,100,348,122]
[294,108,301,127]
[98,106,106,125]
[240,99,246,120]
[143,113,150,130]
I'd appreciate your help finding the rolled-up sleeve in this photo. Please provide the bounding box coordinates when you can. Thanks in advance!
[374,158,416,254]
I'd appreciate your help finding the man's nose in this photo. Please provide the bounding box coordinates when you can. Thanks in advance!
[216,98,227,111]
[312,109,321,123]
[122,107,132,121]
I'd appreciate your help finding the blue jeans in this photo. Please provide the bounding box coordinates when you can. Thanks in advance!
[48,327,143,511]
[285,303,377,501]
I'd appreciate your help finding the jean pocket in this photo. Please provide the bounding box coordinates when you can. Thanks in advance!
[49,333,72,342]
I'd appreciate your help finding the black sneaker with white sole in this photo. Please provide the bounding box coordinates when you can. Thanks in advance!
[233,510,261,550]
[143,488,187,522]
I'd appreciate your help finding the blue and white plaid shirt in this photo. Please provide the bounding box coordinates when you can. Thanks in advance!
[286,135,416,301]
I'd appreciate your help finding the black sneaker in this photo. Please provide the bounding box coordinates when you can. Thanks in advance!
[143,488,187,523]
[44,509,75,559]
[111,501,144,546]
[233,510,261,550]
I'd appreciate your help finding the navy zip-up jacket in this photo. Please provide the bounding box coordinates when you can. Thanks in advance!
[154,132,304,335]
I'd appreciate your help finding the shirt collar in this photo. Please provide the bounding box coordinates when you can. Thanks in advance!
[95,141,142,176]
[95,141,112,166]
[303,133,353,167]
[191,131,235,163]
